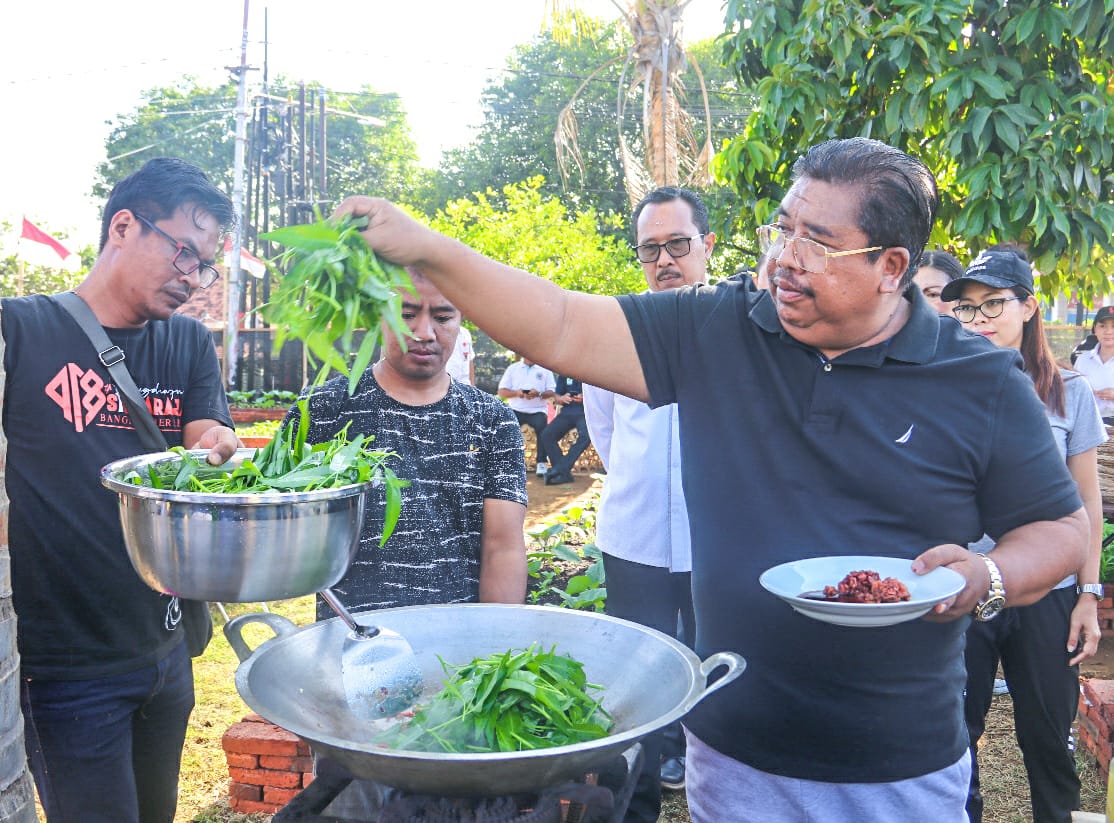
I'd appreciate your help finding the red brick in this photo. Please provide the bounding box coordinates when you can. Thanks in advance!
[230,798,282,814]
[1082,680,1114,726]
[229,766,303,789]
[263,785,302,804]
[1077,681,1114,778]
[225,752,258,769]
[228,782,261,802]
[223,720,303,756]
[303,772,314,786]
[260,754,313,772]
[1079,694,1103,725]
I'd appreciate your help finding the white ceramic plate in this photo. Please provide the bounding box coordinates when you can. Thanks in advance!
[759,555,967,628]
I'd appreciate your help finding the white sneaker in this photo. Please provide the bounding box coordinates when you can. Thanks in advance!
[535,463,548,476]
[993,678,1009,695]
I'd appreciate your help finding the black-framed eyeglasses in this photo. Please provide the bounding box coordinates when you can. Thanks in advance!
[951,297,1024,323]
[132,212,221,289]
[756,225,882,275]
[632,234,705,264]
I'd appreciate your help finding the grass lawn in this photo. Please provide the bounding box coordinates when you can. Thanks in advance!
[177,597,315,823]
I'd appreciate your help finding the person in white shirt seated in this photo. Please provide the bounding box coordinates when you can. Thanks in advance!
[497,355,556,475]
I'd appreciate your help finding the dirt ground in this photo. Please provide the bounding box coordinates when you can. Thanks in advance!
[1082,637,1114,680]
[523,470,601,529]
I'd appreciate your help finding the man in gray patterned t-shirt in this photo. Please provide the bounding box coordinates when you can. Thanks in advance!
[288,269,529,621]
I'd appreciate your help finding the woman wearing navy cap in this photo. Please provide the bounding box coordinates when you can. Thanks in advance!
[1075,305,1114,426]
[945,247,1106,823]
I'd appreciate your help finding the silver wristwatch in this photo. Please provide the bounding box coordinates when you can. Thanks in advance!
[1078,583,1104,600]
[973,553,1006,622]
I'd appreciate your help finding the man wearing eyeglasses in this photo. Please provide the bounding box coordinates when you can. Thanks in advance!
[334,137,1086,822]
[581,186,711,821]
[2,157,240,822]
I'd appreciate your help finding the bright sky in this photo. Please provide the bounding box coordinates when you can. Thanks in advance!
[0,1,728,248]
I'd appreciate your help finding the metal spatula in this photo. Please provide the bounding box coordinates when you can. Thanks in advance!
[319,588,424,718]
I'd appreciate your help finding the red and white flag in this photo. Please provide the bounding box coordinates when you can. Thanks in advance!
[19,217,79,271]
[223,236,267,279]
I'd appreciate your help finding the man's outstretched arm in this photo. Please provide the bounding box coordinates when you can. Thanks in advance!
[337,196,650,402]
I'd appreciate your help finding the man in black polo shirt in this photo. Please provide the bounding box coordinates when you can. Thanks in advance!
[332,138,1087,821]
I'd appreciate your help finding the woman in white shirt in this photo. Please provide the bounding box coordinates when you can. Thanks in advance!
[1074,305,1114,425]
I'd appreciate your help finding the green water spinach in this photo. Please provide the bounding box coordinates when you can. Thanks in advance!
[122,398,407,545]
[257,214,414,395]
[383,644,612,753]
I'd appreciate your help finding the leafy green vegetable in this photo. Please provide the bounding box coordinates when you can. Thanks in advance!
[120,398,408,545]
[257,213,415,395]
[382,644,612,753]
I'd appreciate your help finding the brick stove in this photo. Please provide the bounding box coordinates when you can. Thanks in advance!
[223,714,315,814]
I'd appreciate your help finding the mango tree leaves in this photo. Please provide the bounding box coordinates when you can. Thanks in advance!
[715,0,1114,299]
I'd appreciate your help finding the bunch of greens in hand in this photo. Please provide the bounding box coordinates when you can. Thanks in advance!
[120,398,406,545]
[383,644,612,753]
[258,213,414,395]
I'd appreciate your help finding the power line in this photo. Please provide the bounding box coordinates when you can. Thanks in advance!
[104,116,230,163]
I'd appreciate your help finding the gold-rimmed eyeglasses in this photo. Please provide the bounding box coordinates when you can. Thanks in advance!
[756,225,882,275]
[133,212,221,289]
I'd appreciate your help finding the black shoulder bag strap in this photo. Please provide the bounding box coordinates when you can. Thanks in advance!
[53,291,169,452]
[52,291,213,657]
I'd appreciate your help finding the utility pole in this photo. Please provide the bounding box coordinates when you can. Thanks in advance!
[225,0,254,389]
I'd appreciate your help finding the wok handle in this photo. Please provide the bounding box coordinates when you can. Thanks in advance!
[224,612,299,663]
[683,651,747,712]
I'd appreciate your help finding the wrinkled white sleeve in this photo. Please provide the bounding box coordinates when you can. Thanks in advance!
[582,384,615,472]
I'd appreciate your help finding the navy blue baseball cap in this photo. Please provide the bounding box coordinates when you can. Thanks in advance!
[1094,305,1114,331]
[940,250,1034,302]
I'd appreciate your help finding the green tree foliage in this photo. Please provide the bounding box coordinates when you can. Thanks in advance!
[429,22,753,249]
[429,177,644,296]
[95,79,423,216]
[264,83,426,206]
[94,80,238,201]
[715,0,1114,296]
[432,23,635,216]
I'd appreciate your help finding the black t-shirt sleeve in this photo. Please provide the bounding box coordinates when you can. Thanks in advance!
[978,365,1083,537]
[182,320,234,427]
[617,290,685,409]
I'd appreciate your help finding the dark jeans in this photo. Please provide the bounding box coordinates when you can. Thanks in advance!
[513,410,550,464]
[22,640,195,823]
[965,586,1080,823]
[602,553,695,823]
[539,412,591,475]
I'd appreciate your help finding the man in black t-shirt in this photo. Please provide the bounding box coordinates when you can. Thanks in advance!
[3,158,239,823]
[327,138,1089,821]
[291,268,528,621]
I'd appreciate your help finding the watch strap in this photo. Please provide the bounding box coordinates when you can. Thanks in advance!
[976,552,1006,599]
[1078,583,1105,600]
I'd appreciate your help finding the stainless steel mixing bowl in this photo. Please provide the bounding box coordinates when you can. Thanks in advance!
[101,449,368,602]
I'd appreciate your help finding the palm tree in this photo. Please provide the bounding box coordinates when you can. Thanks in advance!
[551,0,714,208]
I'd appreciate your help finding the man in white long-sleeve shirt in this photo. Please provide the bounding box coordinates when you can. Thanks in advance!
[583,186,713,822]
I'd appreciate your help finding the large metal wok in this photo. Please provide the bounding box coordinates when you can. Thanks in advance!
[226,603,744,796]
